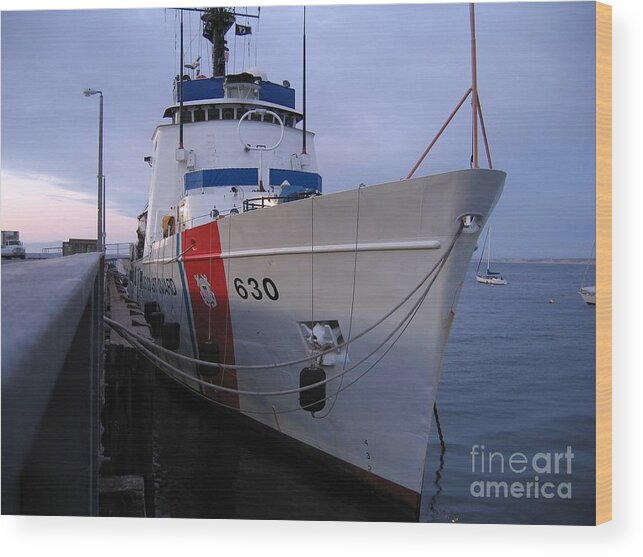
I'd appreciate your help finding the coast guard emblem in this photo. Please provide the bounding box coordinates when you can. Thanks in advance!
[194,274,217,308]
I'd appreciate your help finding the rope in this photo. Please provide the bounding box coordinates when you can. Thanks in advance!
[313,186,362,419]
[207,220,213,340]
[176,235,188,355]
[305,234,456,408]
[116,227,462,414]
[242,7,247,71]
[429,401,447,519]
[132,267,426,415]
[223,215,233,365]
[105,224,463,373]
[108,261,434,398]
[310,195,315,326]
[164,241,194,264]
[188,10,192,71]
[254,7,260,67]
[111,224,461,415]
[433,402,446,451]
[105,223,464,401]
[233,25,237,74]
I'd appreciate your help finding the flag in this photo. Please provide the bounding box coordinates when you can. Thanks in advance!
[235,23,252,36]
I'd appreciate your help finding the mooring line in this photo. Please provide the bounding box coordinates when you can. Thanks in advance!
[106,224,464,373]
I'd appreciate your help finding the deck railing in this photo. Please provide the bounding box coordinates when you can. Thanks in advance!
[242,191,318,212]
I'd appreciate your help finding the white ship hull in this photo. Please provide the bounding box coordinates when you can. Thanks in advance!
[130,168,505,514]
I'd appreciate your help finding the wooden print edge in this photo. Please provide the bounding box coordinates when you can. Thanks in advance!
[595,0,612,526]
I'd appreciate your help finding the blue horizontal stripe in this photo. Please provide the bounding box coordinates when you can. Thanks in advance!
[269,169,322,191]
[185,168,258,190]
[177,77,295,109]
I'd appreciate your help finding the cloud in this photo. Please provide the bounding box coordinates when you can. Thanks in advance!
[0,169,136,244]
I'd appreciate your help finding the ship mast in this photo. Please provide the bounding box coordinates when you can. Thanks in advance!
[201,8,236,78]
[406,2,493,178]
[470,3,479,169]
[199,7,261,78]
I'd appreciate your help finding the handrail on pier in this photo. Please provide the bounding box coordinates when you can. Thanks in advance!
[105,242,135,260]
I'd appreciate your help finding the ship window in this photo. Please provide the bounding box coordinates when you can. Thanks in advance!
[194,108,205,122]
[285,116,293,128]
[181,110,193,123]
[263,114,274,124]
[237,107,248,119]
[250,111,262,122]
[223,108,234,120]
[208,108,220,120]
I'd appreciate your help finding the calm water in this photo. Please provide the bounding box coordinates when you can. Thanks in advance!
[421,262,596,525]
[144,263,596,524]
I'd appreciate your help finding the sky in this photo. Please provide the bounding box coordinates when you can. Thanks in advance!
[0,1,597,258]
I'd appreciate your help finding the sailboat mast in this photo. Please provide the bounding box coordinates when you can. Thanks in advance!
[487,227,491,272]
[470,3,479,169]
[476,226,489,274]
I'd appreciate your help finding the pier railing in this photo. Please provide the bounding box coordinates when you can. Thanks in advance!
[1,252,103,515]
[105,242,134,260]
[40,243,134,260]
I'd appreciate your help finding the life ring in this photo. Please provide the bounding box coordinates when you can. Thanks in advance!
[161,215,176,237]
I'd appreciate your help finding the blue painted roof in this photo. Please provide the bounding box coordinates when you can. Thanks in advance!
[185,168,258,190]
[176,77,296,110]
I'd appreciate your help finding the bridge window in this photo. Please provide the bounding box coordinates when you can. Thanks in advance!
[173,105,299,127]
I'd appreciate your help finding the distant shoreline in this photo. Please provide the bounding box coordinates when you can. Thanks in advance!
[488,258,596,265]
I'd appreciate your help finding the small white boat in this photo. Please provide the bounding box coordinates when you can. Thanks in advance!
[475,226,507,285]
[476,273,507,286]
[579,286,596,305]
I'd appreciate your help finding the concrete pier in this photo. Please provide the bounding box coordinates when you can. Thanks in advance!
[1,253,103,515]
[1,254,155,517]
[100,268,155,517]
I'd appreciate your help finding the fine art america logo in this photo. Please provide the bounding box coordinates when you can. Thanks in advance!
[469,445,574,500]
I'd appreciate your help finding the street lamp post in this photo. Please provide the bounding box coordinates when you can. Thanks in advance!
[83,88,105,514]
[83,88,104,251]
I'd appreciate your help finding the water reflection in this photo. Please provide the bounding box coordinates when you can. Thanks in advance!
[149,371,417,521]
